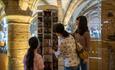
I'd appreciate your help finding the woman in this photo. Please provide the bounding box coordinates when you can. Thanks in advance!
[53,23,80,70]
[74,16,90,70]
[23,37,44,70]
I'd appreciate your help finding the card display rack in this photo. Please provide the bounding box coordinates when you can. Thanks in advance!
[38,9,58,70]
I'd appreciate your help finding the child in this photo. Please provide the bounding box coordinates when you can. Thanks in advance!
[23,37,44,70]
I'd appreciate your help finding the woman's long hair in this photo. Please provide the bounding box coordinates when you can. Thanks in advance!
[53,23,69,38]
[26,37,39,70]
[76,16,89,35]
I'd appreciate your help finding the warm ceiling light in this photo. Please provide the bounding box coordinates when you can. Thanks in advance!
[19,0,29,11]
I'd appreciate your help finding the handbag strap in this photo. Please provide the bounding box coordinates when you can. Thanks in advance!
[72,34,83,51]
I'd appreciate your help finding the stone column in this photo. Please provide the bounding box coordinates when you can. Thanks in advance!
[8,23,30,70]
[57,0,64,22]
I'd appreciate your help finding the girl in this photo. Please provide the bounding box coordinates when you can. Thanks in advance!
[23,37,44,70]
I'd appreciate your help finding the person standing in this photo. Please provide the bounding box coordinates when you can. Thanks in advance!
[73,16,90,70]
[53,23,80,70]
[23,37,44,70]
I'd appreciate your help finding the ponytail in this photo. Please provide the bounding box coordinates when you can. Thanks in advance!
[25,37,39,70]
[26,48,34,70]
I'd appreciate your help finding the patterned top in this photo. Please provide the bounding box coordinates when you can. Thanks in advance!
[55,35,80,67]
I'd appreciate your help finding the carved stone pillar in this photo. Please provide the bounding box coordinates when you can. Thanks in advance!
[8,23,30,70]
[57,0,64,22]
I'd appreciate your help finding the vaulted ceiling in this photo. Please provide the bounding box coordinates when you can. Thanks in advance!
[0,0,101,24]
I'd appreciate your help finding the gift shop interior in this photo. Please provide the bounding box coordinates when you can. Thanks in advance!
[0,0,115,70]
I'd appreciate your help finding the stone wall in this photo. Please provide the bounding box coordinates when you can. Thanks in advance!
[101,0,115,70]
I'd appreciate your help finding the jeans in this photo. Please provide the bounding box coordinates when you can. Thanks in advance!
[77,59,87,70]
[64,66,79,70]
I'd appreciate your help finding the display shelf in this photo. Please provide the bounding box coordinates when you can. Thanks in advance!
[37,9,58,70]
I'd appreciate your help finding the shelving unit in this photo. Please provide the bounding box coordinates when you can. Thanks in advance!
[37,9,58,70]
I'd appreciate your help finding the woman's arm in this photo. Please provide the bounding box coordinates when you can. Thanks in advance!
[54,40,66,58]
[36,54,44,70]
[84,32,90,51]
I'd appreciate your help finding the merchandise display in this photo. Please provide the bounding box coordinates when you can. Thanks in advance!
[38,9,58,70]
